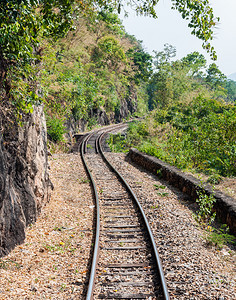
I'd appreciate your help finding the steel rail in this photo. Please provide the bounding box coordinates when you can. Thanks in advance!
[84,131,97,154]
[83,132,90,153]
[80,133,100,300]
[82,126,122,299]
[81,123,130,299]
[98,130,170,300]
[84,123,126,154]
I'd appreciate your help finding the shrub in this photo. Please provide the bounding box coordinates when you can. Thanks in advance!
[47,117,66,142]
[123,97,236,177]
[206,224,236,249]
[195,183,216,224]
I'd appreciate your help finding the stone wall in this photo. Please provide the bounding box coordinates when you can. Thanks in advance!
[128,148,236,235]
[0,106,51,256]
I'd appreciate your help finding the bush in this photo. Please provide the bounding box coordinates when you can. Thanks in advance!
[108,133,128,153]
[47,117,66,142]
[122,97,236,177]
[206,224,236,249]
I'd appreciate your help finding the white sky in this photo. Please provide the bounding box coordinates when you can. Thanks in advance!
[121,0,236,76]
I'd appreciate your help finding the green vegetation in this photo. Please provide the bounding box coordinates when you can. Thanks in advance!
[226,80,236,102]
[157,191,169,197]
[108,133,129,153]
[1,1,233,251]
[0,2,234,183]
[154,184,166,190]
[42,11,144,130]
[47,116,66,142]
[110,45,236,179]
[0,0,74,115]
[79,177,90,184]
[106,44,236,247]
[123,97,236,177]
[0,1,219,130]
[195,183,216,224]
[206,225,236,249]
[0,259,21,270]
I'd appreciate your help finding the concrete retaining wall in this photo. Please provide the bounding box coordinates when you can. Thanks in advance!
[128,148,236,235]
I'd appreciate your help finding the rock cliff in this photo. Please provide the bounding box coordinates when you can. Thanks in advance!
[0,105,51,256]
[64,85,138,139]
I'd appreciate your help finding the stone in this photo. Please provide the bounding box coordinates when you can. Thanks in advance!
[0,105,51,257]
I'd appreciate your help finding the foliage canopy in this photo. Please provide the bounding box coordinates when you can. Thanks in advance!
[0,0,219,115]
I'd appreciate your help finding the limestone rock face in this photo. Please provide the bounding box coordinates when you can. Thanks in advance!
[0,106,51,256]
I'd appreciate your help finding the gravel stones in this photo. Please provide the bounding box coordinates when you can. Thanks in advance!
[0,150,235,299]
[0,153,94,299]
[105,152,236,299]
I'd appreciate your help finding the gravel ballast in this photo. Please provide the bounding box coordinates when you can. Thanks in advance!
[128,148,236,235]
[105,152,235,299]
[0,153,94,299]
[0,151,235,299]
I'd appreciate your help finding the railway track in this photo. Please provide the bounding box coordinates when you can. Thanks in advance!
[80,124,169,300]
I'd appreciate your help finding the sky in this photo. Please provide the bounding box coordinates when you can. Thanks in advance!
[121,0,236,76]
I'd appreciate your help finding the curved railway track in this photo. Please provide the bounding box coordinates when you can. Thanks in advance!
[80,124,169,300]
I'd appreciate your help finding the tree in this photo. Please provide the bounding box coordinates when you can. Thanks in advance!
[153,44,176,70]
[181,51,207,77]
[148,71,174,109]
[0,0,218,111]
[226,80,236,103]
[206,63,227,90]
[97,8,125,35]
[92,36,126,69]
[148,45,176,109]
[204,63,227,100]
[170,0,218,59]
[0,0,75,112]
[148,46,209,109]
[126,42,153,83]
[103,0,218,58]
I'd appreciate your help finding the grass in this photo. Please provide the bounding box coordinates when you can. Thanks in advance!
[79,177,90,184]
[0,259,21,270]
[205,225,236,249]
[157,191,169,197]
[154,184,166,190]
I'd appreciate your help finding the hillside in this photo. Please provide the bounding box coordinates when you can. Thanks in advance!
[41,9,152,143]
[0,6,153,255]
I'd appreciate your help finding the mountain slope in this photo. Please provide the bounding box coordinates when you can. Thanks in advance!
[42,9,152,141]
